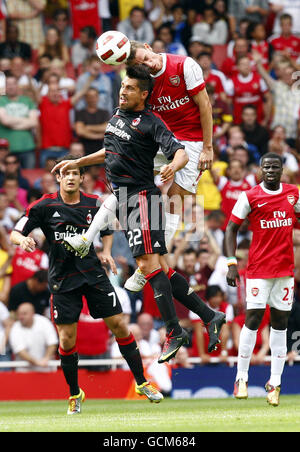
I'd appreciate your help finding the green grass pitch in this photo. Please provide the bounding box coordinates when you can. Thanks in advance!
[1,396,300,432]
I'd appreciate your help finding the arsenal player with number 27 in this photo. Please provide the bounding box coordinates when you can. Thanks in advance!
[225,152,300,407]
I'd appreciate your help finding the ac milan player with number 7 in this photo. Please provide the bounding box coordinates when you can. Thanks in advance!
[225,153,300,407]
[10,155,164,414]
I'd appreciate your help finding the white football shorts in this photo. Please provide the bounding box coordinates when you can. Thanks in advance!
[154,141,203,194]
[246,277,294,311]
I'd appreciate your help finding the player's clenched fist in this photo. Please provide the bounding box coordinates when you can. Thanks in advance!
[226,265,240,287]
[20,236,36,253]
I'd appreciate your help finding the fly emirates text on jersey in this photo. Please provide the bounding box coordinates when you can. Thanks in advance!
[260,210,293,229]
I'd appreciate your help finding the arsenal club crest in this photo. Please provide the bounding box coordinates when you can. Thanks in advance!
[287,195,295,205]
[169,75,180,86]
[251,287,259,297]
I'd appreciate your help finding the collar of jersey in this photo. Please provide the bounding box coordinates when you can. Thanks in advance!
[260,182,282,195]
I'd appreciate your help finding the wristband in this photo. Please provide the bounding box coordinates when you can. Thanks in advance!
[227,256,237,266]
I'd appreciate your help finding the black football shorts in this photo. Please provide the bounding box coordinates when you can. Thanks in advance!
[51,275,123,324]
[118,186,168,258]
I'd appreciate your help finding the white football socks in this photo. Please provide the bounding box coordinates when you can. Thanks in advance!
[236,325,258,383]
[85,193,118,242]
[165,212,180,248]
[269,327,287,388]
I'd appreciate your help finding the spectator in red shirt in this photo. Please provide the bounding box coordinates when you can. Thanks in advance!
[226,55,272,126]
[210,158,257,230]
[232,305,270,363]
[269,13,300,61]
[38,75,95,168]
[0,174,28,212]
[221,37,253,78]
[197,52,228,103]
[190,285,234,362]
[76,297,110,370]
[11,233,49,287]
[248,22,271,70]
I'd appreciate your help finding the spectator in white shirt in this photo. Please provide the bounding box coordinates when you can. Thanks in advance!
[117,7,154,44]
[9,303,58,372]
[0,301,12,364]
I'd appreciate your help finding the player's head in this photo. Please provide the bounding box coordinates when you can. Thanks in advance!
[205,285,224,309]
[227,159,245,181]
[54,154,84,193]
[119,65,154,111]
[260,152,283,187]
[127,40,163,74]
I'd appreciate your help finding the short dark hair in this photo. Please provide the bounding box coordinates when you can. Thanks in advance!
[126,64,154,102]
[260,152,283,167]
[54,154,85,175]
[205,285,223,300]
[183,247,197,256]
[32,270,48,283]
[80,26,97,40]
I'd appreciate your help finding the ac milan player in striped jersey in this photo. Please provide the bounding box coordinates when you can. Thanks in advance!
[10,154,164,413]
[225,153,300,406]
[53,65,225,358]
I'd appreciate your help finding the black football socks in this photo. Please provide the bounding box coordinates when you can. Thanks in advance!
[116,333,146,386]
[146,269,182,336]
[167,268,215,324]
[59,346,80,396]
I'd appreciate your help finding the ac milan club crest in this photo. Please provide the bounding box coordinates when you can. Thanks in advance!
[169,75,180,86]
[132,117,141,127]
[287,195,295,205]
[251,287,259,297]
[86,211,92,224]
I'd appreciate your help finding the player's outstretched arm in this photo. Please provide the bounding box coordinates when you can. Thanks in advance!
[51,148,106,175]
[10,230,36,253]
[224,220,240,287]
[160,148,188,183]
[192,89,213,171]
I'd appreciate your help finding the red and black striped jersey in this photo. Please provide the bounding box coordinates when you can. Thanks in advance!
[104,107,184,193]
[14,190,111,294]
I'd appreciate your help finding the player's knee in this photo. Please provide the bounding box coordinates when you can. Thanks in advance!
[107,314,128,337]
[245,309,265,331]
[58,328,76,351]
[270,311,289,330]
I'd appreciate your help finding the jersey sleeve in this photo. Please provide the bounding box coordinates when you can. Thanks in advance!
[14,200,44,236]
[183,57,206,96]
[294,189,300,217]
[151,115,185,160]
[230,191,251,224]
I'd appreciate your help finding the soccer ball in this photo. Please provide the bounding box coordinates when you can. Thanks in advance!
[96,30,131,66]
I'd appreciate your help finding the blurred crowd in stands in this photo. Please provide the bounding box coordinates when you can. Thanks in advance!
[0,0,300,395]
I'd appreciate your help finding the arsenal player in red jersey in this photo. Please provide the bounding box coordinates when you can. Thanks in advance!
[225,153,300,406]
[123,40,214,292]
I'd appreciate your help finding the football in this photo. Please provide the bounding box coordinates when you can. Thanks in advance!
[96,30,131,66]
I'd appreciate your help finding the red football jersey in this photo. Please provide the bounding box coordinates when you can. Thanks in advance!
[227,72,268,124]
[269,34,300,59]
[11,248,48,286]
[70,0,101,40]
[76,297,109,355]
[230,183,300,279]
[219,175,256,229]
[251,40,270,69]
[205,69,226,99]
[150,54,205,141]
